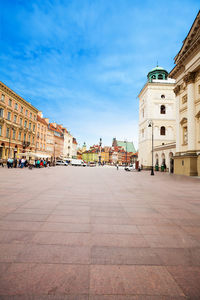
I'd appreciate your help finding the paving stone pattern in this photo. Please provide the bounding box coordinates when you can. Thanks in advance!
[0,166,200,299]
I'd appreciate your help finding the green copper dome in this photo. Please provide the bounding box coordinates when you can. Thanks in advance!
[147,66,168,82]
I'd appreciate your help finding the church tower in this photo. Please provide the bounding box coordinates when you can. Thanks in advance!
[138,66,176,170]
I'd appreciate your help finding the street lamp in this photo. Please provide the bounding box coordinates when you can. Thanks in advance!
[99,138,102,165]
[148,120,154,176]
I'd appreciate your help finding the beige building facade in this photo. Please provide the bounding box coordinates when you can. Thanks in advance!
[35,112,49,159]
[138,67,176,171]
[169,11,200,176]
[0,81,38,159]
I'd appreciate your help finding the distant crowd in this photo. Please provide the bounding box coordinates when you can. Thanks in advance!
[0,157,51,169]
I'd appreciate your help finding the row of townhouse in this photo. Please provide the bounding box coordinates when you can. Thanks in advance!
[81,139,137,164]
[0,81,77,161]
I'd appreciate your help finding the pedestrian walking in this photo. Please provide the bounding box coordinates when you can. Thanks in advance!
[36,159,40,168]
[13,158,17,168]
[0,159,4,167]
[21,157,25,168]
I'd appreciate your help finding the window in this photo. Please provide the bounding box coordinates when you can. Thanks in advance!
[21,106,23,113]
[23,133,26,142]
[24,120,27,128]
[30,112,32,119]
[158,74,163,80]
[42,126,43,131]
[161,94,165,99]
[34,115,36,120]
[7,111,11,120]
[1,94,5,102]
[160,126,166,136]
[38,124,40,129]
[151,75,156,80]
[14,115,17,123]
[160,105,166,114]
[183,127,188,144]
[6,128,9,138]
[28,134,31,142]
[18,131,21,141]
[12,130,16,139]
[41,133,43,139]
[37,142,39,148]
[20,118,22,126]
[37,133,40,138]
[25,110,28,116]
[32,136,35,144]
[29,122,31,130]
[0,125,2,136]
[33,124,35,131]
[15,103,18,110]
[44,135,46,141]
[0,108,3,117]
[9,99,12,106]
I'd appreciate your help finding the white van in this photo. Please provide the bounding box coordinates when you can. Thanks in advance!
[71,159,86,166]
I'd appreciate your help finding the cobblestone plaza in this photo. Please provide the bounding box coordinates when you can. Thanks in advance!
[0,167,200,299]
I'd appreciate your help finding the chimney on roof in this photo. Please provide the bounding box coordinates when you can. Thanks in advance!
[44,118,49,124]
[38,111,43,118]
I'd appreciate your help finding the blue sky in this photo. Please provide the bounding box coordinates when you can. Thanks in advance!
[0,0,199,149]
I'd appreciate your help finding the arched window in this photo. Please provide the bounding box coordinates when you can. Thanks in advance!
[160,126,166,135]
[158,74,163,80]
[160,105,166,114]
[151,75,156,80]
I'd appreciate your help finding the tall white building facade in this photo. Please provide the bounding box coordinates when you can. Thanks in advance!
[138,67,176,171]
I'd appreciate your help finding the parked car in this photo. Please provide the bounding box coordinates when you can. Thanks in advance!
[56,160,68,166]
[88,162,96,167]
[125,164,135,171]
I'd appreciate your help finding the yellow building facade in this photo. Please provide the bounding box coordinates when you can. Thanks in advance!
[0,81,38,159]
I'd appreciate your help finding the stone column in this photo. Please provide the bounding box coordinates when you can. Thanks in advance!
[174,85,181,153]
[184,73,196,151]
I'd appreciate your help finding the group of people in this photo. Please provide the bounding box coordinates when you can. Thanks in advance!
[35,159,49,168]
[0,157,50,168]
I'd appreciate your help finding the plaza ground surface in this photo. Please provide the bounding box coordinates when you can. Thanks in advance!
[0,166,200,299]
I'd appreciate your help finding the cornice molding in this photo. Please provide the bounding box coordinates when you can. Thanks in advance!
[174,85,181,96]
[183,72,196,84]
[0,82,38,113]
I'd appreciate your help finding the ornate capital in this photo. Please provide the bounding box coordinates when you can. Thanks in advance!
[183,72,196,84]
[174,85,181,96]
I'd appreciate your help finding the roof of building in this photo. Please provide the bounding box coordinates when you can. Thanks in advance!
[150,66,165,72]
[115,141,136,153]
[73,138,77,144]
[37,115,48,126]
[169,10,200,78]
